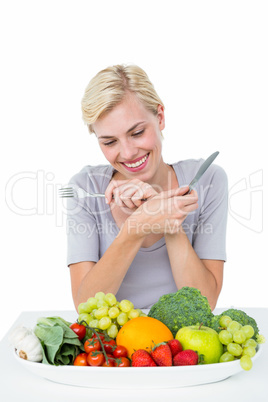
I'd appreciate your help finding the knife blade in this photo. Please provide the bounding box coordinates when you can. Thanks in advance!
[187,151,219,192]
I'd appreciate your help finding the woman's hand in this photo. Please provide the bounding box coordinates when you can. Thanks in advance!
[125,186,198,237]
[105,179,158,209]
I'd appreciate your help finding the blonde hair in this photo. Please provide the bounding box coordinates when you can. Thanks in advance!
[81,64,164,133]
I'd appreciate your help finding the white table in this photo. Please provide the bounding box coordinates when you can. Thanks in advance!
[0,308,267,402]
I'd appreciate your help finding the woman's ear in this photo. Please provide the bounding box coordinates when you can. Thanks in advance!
[157,104,165,130]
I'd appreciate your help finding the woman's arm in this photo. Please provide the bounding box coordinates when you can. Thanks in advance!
[69,184,198,310]
[164,166,228,310]
[69,179,158,310]
[70,223,144,310]
[165,227,223,310]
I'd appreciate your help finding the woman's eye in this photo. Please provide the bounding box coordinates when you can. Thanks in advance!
[132,129,144,137]
[103,140,116,146]
[102,130,144,146]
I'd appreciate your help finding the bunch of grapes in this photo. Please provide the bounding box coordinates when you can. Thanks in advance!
[77,292,146,339]
[218,315,264,371]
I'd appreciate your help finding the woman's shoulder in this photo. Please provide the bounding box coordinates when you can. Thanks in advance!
[172,158,227,187]
[68,164,114,188]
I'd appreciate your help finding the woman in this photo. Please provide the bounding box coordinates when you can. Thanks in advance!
[66,64,228,311]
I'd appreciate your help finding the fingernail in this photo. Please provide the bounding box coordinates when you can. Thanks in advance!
[105,197,108,204]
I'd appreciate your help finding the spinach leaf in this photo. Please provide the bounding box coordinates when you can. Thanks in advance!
[34,316,84,365]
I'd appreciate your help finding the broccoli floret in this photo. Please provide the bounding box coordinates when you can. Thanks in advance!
[210,308,260,340]
[148,287,214,336]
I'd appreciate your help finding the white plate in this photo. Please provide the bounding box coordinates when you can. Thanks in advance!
[13,346,262,389]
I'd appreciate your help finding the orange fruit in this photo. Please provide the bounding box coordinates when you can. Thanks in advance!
[116,316,173,358]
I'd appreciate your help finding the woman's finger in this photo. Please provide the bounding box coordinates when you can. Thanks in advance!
[173,186,190,196]
[178,189,198,205]
[159,185,190,200]
[120,193,139,209]
[105,179,124,204]
[105,179,158,207]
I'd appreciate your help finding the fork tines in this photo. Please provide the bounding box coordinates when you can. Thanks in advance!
[58,187,76,198]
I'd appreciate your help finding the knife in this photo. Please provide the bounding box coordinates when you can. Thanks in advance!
[187,151,219,193]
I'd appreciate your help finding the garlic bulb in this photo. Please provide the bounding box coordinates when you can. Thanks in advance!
[16,332,43,362]
[9,325,32,349]
[9,326,43,362]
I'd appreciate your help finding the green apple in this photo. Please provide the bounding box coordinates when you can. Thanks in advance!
[175,325,223,364]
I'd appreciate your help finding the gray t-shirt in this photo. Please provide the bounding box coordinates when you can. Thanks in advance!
[66,159,228,308]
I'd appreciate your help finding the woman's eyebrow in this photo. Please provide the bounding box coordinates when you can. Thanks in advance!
[126,121,145,133]
[98,121,145,139]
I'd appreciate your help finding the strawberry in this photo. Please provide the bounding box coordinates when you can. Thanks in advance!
[167,339,183,357]
[173,349,198,366]
[151,343,172,366]
[131,349,157,367]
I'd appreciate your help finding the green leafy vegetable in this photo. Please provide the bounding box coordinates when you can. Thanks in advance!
[34,316,84,365]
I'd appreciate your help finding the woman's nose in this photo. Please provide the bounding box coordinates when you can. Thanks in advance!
[119,141,138,161]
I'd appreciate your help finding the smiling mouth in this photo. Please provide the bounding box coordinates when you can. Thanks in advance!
[122,153,149,168]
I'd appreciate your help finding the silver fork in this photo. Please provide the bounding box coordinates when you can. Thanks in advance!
[58,186,147,201]
[58,187,106,198]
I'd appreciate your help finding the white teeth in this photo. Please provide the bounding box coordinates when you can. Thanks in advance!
[124,154,148,168]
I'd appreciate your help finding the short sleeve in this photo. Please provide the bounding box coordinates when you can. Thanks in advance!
[192,166,228,261]
[66,192,100,266]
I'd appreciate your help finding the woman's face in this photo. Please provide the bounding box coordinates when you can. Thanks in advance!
[93,93,166,184]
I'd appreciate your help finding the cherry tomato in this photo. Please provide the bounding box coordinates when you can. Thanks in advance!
[92,332,105,342]
[102,355,115,367]
[87,351,105,366]
[116,357,130,367]
[73,353,89,366]
[103,339,116,354]
[113,345,128,358]
[70,323,86,341]
[84,338,101,354]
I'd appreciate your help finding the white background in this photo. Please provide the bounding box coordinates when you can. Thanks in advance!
[1,0,267,340]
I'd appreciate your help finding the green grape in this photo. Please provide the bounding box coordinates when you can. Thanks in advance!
[233,330,247,344]
[85,297,98,312]
[139,313,147,317]
[241,325,255,340]
[89,319,99,329]
[117,312,128,326]
[107,324,119,339]
[108,306,120,319]
[128,309,140,319]
[104,293,117,306]
[98,317,112,330]
[227,321,242,334]
[240,355,253,371]
[243,339,257,348]
[94,306,109,319]
[95,291,106,300]
[219,330,233,345]
[78,313,93,325]
[119,300,134,313]
[242,346,256,358]
[219,315,232,328]
[227,342,243,357]
[219,352,235,363]
[78,302,88,314]
[136,309,143,316]
[97,299,109,308]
